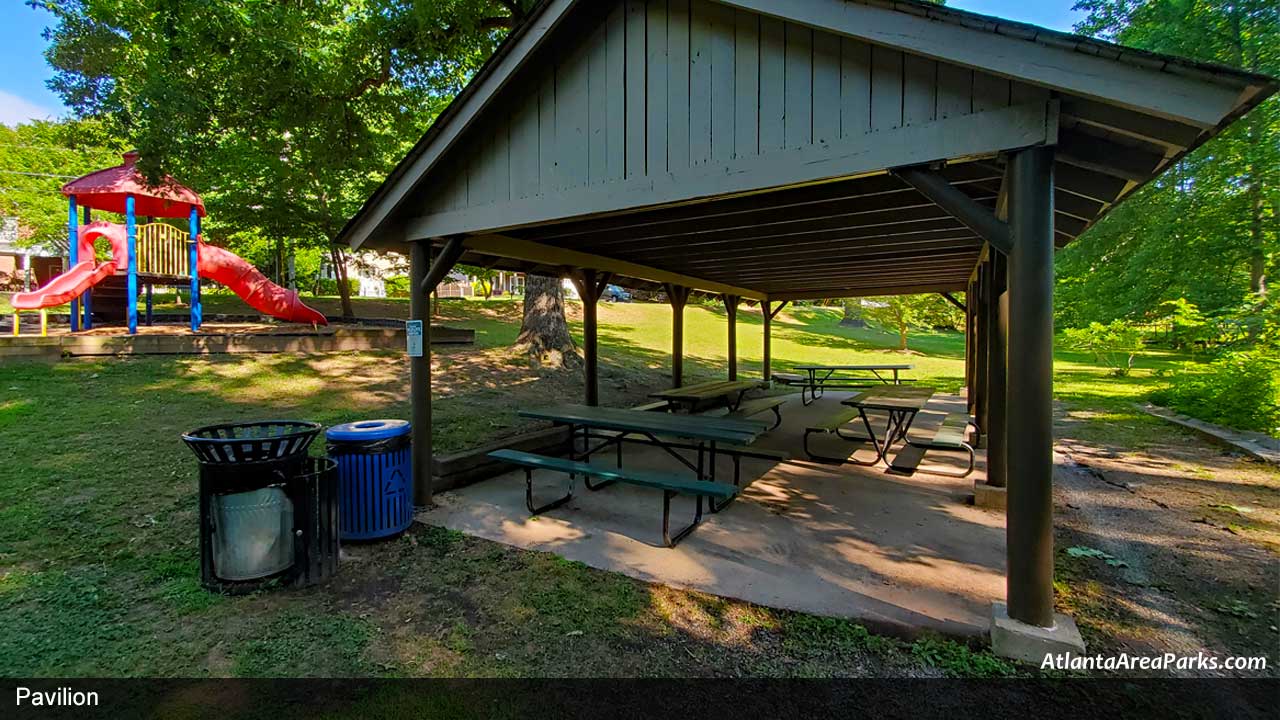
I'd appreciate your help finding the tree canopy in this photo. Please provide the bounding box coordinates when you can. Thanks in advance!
[1056,0,1278,327]
[29,0,535,309]
[0,118,125,251]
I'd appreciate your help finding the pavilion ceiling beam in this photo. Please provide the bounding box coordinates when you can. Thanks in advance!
[560,203,988,253]
[772,283,969,301]
[713,0,1246,128]
[1056,129,1166,184]
[527,170,1001,244]
[676,236,982,267]
[461,233,766,300]
[892,166,1013,255]
[1059,97,1203,149]
[406,102,1056,240]
[601,221,976,260]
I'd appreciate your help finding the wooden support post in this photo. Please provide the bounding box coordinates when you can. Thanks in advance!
[409,242,433,507]
[664,284,690,388]
[987,252,1009,488]
[762,300,788,383]
[762,301,772,383]
[973,259,990,439]
[40,309,48,337]
[1006,146,1056,628]
[723,294,740,380]
[570,269,613,406]
[964,278,976,414]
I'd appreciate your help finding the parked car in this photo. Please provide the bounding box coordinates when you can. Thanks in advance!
[603,284,632,302]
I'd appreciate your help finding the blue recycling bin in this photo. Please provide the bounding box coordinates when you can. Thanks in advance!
[326,419,413,541]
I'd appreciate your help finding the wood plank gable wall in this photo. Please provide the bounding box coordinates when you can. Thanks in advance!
[417,0,1048,232]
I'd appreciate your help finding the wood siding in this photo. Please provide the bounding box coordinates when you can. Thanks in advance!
[418,0,1041,225]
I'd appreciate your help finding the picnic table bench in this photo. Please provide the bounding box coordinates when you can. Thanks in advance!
[488,449,737,547]
[889,413,975,478]
[779,365,914,405]
[804,385,936,466]
[649,378,767,413]
[700,395,787,430]
[494,404,774,546]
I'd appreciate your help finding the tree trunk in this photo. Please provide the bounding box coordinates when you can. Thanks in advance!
[1248,175,1267,298]
[898,325,909,351]
[515,274,581,369]
[329,246,354,317]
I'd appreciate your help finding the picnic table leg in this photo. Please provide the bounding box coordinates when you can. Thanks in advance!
[662,491,704,547]
[524,468,574,515]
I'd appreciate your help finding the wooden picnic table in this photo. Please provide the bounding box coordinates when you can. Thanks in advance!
[784,364,915,405]
[840,385,936,466]
[649,378,767,412]
[518,403,766,484]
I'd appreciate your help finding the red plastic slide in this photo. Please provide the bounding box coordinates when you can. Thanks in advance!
[197,242,328,325]
[10,222,127,311]
[10,260,118,310]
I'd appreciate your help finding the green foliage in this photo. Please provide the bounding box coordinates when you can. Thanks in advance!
[384,274,410,298]
[32,0,535,266]
[1057,0,1279,326]
[0,119,127,250]
[909,636,1017,678]
[1151,351,1280,434]
[456,263,499,298]
[1156,298,1209,350]
[859,294,963,351]
[315,277,359,297]
[1062,321,1145,376]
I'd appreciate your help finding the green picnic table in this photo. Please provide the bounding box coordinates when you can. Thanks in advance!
[781,364,915,405]
[510,404,770,545]
[803,385,936,466]
[648,378,768,412]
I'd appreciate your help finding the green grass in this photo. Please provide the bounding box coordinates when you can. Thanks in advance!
[0,297,1198,678]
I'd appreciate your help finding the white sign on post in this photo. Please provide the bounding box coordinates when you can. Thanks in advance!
[405,320,424,357]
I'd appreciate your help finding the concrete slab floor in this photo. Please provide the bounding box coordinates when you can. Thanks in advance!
[422,391,1007,638]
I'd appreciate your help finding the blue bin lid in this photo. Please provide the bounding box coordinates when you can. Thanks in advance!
[326,419,410,442]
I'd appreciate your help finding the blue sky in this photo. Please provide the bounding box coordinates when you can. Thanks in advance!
[0,0,1087,127]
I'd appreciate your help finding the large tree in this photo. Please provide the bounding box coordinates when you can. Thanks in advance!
[1057,0,1279,326]
[861,294,962,351]
[30,0,535,315]
[0,119,125,252]
[514,274,580,369]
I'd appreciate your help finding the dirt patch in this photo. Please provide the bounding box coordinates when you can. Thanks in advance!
[1053,414,1280,676]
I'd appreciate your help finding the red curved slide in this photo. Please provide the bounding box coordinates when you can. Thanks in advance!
[10,222,127,310]
[11,260,118,310]
[198,242,328,325]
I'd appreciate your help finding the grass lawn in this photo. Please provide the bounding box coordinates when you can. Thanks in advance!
[2,296,1276,680]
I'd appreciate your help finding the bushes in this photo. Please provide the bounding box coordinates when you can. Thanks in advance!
[1062,321,1144,377]
[1151,351,1280,435]
[314,278,358,296]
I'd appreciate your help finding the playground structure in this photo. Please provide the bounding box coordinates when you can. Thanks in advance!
[10,151,326,335]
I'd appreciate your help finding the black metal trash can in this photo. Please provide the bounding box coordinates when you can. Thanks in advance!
[182,421,339,593]
[326,419,413,541]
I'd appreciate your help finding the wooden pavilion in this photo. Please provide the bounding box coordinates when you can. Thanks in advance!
[339,0,1275,657]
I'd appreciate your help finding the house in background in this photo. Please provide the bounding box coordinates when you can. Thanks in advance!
[0,217,64,291]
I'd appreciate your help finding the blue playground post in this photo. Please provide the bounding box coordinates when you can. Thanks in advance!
[188,205,201,332]
[126,194,138,334]
[82,206,93,329]
[68,196,79,332]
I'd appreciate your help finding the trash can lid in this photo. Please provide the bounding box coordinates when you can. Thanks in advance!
[326,419,411,441]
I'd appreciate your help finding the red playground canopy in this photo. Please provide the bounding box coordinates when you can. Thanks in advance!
[62,151,206,218]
